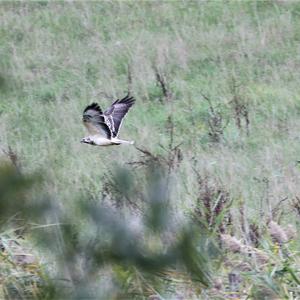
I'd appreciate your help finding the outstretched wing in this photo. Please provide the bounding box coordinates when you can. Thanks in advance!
[104,95,135,137]
[82,103,111,139]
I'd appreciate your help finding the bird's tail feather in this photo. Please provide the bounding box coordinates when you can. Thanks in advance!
[112,138,134,145]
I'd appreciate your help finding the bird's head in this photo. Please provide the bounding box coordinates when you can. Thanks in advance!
[80,137,95,145]
[82,115,90,123]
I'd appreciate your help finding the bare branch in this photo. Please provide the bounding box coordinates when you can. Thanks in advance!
[127,63,133,96]
[153,65,172,102]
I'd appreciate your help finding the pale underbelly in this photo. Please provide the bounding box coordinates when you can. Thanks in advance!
[93,137,120,146]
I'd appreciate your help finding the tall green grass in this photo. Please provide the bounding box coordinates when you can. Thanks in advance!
[1,1,300,298]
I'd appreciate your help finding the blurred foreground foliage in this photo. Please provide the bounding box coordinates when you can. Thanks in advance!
[0,161,217,299]
[1,156,300,299]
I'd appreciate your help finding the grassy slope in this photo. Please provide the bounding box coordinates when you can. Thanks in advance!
[1,0,300,297]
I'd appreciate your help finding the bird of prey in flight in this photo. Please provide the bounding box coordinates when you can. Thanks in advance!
[81,95,135,146]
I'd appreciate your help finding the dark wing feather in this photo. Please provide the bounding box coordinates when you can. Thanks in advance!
[104,95,135,137]
[82,103,112,139]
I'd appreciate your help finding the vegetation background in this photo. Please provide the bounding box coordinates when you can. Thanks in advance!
[1,1,300,299]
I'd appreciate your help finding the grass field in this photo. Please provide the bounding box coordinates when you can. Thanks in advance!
[1,1,300,299]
